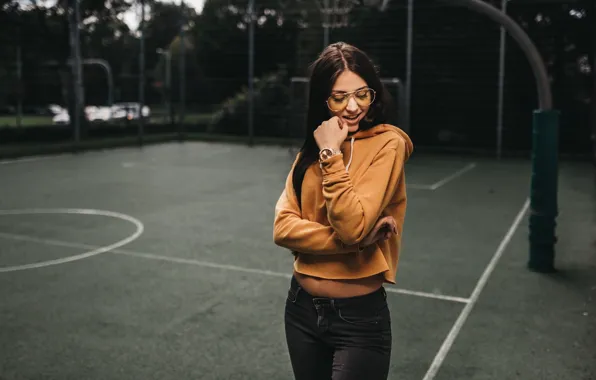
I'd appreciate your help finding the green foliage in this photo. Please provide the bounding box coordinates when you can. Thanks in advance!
[207,69,291,137]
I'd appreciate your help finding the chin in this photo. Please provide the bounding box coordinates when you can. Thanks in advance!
[347,124,360,133]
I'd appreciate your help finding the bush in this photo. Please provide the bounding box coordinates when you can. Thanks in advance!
[207,69,292,138]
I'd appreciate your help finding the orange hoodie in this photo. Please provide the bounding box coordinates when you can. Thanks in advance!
[273,123,414,284]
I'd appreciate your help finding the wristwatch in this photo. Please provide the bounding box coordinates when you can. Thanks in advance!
[319,147,340,162]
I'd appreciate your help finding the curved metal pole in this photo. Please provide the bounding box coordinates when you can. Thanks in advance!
[445,0,552,110]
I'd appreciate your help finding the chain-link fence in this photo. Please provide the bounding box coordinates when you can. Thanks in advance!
[0,0,593,158]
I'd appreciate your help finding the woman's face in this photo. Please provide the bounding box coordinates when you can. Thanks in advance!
[327,70,373,134]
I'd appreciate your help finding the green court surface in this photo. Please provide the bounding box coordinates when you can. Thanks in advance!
[0,142,594,379]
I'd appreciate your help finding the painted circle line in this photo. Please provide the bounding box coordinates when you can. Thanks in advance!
[0,208,144,273]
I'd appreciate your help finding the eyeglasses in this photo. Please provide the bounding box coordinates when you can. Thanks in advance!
[326,87,376,112]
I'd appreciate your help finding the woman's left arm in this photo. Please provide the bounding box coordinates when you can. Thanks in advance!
[320,138,406,245]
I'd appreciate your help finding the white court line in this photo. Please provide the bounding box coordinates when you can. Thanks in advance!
[421,198,530,380]
[118,249,294,279]
[385,287,469,304]
[428,163,477,190]
[0,208,143,273]
[0,154,66,165]
[0,231,469,304]
[407,183,434,190]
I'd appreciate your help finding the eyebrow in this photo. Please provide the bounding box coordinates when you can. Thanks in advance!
[331,86,367,94]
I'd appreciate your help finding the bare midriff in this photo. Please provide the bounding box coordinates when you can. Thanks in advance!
[293,271,385,298]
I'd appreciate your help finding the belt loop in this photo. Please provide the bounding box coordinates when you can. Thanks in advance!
[382,287,387,300]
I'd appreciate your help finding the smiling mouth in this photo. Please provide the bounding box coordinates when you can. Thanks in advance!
[343,114,361,121]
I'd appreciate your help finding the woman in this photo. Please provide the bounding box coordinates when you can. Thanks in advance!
[273,42,413,380]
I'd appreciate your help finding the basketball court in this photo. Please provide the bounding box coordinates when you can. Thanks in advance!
[1,141,594,379]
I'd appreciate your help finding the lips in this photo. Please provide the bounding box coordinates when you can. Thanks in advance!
[342,113,361,122]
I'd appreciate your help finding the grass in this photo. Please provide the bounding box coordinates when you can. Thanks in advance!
[0,116,54,127]
[0,113,214,128]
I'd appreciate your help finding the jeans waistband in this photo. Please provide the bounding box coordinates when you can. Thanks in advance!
[289,275,387,309]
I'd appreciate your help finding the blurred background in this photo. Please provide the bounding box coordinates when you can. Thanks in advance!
[0,0,594,160]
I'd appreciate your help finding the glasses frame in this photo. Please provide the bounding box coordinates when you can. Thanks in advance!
[326,87,377,112]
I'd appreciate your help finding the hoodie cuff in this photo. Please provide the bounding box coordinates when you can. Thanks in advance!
[319,153,345,175]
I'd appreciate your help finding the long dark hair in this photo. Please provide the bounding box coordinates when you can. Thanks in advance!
[291,42,393,206]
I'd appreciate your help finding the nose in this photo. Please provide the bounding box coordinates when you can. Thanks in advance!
[346,96,359,112]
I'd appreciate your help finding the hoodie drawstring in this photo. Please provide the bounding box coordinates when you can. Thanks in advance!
[345,137,354,172]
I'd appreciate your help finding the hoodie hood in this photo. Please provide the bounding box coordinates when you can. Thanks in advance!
[341,124,413,172]
[349,124,413,155]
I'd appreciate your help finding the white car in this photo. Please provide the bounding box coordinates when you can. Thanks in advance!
[51,103,151,125]
[111,103,151,121]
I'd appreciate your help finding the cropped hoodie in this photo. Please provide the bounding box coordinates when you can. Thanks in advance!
[273,123,413,284]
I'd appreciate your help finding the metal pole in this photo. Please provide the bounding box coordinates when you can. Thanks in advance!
[445,0,551,109]
[248,0,255,146]
[496,0,507,159]
[443,0,557,270]
[178,0,186,138]
[166,51,172,125]
[82,59,113,120]
[395,79,407,132]
[323,0,330,48]
[591,0,596,166]
[405,0,413,136]
[139,0,146,143]
[156,49,172,125]
[69,0,84,144]
[16,44,22,128]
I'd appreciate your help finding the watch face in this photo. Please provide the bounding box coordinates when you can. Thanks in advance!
[320,148,333,161]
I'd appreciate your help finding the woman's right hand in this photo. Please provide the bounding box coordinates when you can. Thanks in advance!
[314,116,348,152]
[360,216,398,247]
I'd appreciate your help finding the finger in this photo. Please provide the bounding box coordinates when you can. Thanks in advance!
[384,217,396,233]
[390,221,397,234]
[373,218,389,234]
[332,116,342,129]
[331,117,342,130]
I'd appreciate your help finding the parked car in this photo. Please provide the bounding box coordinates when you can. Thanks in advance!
[51,103,151,125]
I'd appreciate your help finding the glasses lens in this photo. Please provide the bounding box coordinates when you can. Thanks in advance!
[355,88,375,107]
[327,88,375,111]
[327,94,349,111]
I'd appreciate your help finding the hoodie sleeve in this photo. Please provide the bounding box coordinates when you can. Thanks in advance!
[320,138,406,245]
[273,168,361,255]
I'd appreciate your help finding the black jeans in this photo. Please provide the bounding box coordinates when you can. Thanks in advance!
[284,276,392,380]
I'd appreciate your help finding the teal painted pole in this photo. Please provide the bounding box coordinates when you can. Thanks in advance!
[528,110,559,272]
